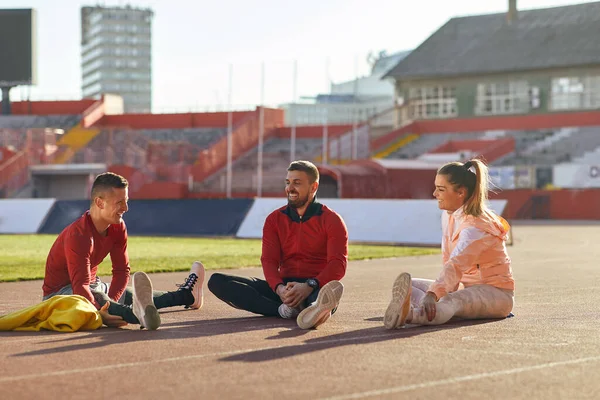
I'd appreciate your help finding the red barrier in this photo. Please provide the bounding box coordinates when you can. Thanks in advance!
[0,150,29,197]
[318,160,437,199]
[429,138,515,163]
[0,100,96,115]
[99,111,255,129]
[134,181,189,199]
[492,189,600,220]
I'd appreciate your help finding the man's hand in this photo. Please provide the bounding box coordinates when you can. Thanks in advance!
[275,284,289,303]
[421,292,438,322]
[98,303,128,328]
[283,282,313,308]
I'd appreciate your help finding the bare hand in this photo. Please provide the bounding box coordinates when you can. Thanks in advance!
[99,303,128,328]
[421,292,438,322]
[275,284,289,303]
[283,282,313,308]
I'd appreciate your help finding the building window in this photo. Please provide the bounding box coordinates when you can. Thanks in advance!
[408,86,457,119]
[551,76,600,110]
[476,81,530,115]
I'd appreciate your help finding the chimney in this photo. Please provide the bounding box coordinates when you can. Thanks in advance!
[507,0,518,24]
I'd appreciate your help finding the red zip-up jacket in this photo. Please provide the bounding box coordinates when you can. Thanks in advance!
[260,200,348,291]
[42,211,130,309]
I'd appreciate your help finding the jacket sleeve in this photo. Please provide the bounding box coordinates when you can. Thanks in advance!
[428,227,490,300]
[315,212,348,286]
[107,222,130,301]
[64,233,99,309]
[261,213,284,291]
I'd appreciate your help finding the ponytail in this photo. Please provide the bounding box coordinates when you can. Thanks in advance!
[462,159,489,216]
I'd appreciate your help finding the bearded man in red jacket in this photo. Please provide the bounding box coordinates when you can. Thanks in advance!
[208,160,348,329]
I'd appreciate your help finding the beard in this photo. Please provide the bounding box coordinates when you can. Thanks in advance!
[287,192,310,209]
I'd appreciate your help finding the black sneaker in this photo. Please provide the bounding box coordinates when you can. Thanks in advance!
[177,261,205,310]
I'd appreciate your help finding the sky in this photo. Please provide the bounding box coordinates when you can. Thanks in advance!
[0,0,596,113]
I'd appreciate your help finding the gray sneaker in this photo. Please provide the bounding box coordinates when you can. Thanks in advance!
[278,303,301,319]
[296,281,344,329]
[132,271,161,330]
[383,272,412,330]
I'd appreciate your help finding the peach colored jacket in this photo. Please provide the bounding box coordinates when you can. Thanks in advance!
[428,207,515,300]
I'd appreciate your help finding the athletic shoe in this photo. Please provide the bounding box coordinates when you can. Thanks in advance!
[383,272,412,330]
[132,271,161,330]
[177,261,205,310]
[278,303,301,319]
[296,281,344,329]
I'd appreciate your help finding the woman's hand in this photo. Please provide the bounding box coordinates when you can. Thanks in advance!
[421,292,438,322]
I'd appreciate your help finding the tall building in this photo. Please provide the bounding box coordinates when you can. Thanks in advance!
[81,5,153,113]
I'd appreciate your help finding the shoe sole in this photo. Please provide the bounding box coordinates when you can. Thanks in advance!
[132,272,161,330]
[384,272,412,330]
[188,261,205,310]
[297,281,344,330]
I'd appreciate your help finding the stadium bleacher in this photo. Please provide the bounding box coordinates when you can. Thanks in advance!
[385,131,485,159]
[196,137,324,194]
[138,127,227,149]
[0,115,81,130]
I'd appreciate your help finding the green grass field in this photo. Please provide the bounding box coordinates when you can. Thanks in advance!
[0,234,439,282]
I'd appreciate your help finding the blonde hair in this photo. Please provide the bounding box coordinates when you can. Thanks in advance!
[437,158,490,217]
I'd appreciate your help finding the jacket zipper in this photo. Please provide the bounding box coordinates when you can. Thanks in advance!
[297,215,303,277]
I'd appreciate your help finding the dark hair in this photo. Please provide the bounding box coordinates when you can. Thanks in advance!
[437,159,490,217]
[287,160,319,183]
[91,172,128,201]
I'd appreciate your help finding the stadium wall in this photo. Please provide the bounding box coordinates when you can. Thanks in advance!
[0,198,55,234]
[236,198,507,246]
[493,189,600,220]
[553,164,600,188]
[37,199,254,236]
[4,194,598,240]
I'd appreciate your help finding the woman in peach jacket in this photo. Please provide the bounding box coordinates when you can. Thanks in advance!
[384,159,515,328]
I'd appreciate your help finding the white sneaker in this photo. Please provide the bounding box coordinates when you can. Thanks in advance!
[296,281,344,329]
[278,303,301,319]
[132,271,161,330]
[383,272,412,330]
[177,261,205,310]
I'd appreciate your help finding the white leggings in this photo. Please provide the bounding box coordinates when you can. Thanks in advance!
[408,278,514,326]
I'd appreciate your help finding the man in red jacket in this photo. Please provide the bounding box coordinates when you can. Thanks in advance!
[42,172,205,330]
[208,160,348,329]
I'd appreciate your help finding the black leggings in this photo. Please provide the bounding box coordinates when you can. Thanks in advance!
[207,273,320,317]
[93,288,193,324]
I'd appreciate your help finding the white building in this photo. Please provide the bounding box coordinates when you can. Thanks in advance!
[81,5,153,113]
[282,50,410,126]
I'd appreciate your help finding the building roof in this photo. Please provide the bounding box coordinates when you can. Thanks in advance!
[371,50,411,75]
[384,1,600,80]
